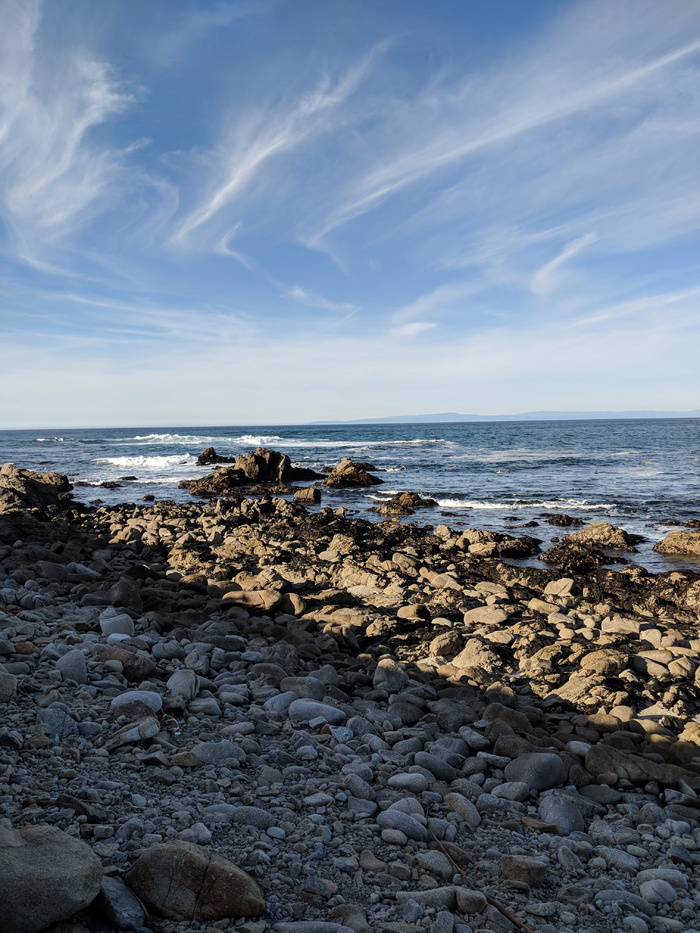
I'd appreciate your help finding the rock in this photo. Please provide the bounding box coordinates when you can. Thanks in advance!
[98,876,147,932]
[654,530,700,557]
[0,669,17,702]
[371,492,436,515]
[638,879,678,905]
[289,699,346,725]
[56,648,87,683]
[0,463,75,515]
[500,854,548,886]
[125,841,264,921]
[541,542,605,573]
[167,669,200,701]
[294,487,322,504]
[0,825,103,933]
[99,610,135,637]
[538,795,584,834]
[197,447,235,465]
[504,753,567,792]
[564,521,639,550]
[372,656,409,692]
[105,716,160,750]
[376,809,429,841]
[182,448,321,497]
[110,690,163,715]
[322,458,383,488]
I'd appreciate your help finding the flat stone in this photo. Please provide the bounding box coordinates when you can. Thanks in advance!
[99,610,135,637]
[638,879,677,905]
[98,876,147,932]
[288,699,346,725]
[230,807,276,829]
[500,854,548,886]
[110,690,163,714]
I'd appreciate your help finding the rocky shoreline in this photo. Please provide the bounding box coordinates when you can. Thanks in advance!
[1,456,700,933]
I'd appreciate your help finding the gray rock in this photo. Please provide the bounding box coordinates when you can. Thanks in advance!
[37,702,79,738]
[376,809,429,841]
[638,879,676,905]
[98,876,147,931]
[56,648,87,684]
[538,795,584,835]
[288,699,346,725]
[100,609,135,637]
[230,807,276,829]
[593,889,654,917]
[193,740,243,765]
[167,669,200,700]
[414,751,457,782]
[491,781,530,801]
[110,690,163,714]
[0,825,103,933]
[504,752,567,791]
[344,773,376,801]
[0,670,17,702]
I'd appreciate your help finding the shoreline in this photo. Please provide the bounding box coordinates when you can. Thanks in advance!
[1,463,700,931]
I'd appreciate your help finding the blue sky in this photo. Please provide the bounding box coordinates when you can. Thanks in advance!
[1,0,700,427]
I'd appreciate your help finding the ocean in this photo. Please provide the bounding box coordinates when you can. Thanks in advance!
[1,419,699,573]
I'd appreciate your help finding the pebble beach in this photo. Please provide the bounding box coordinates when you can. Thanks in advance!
[1,450,700,933]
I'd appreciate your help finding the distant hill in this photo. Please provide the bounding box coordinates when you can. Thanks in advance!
[311,410,700,424]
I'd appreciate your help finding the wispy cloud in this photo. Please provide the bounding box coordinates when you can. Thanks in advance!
[0,1,133,261]
[285,286,359,317]
[389,321,436,338]
[531,233,597,296]
[172,47,384,247]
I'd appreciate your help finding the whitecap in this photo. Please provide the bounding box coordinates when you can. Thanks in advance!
[93,454,197,471]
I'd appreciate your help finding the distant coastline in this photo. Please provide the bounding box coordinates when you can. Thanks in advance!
[311,409,700,425]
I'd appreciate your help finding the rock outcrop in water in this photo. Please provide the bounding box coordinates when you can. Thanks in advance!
[321,457,384,487]
[1,460,700,932]
[181,446,323,497]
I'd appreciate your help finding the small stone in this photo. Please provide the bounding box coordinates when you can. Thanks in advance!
[99,610,135,637]
[0,670,17,702]
[538,795,584,835]
[500,854,548,886]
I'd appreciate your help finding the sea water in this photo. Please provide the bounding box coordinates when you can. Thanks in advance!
[1,419,698,573]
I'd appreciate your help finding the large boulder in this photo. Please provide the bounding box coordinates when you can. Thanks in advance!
[653,530,700,558]
[0,825,103,933]
[322,458,384,488]
[563,521,639,550]
[0,463,75,516]
[541,541,606,573]
[125,841,264,921]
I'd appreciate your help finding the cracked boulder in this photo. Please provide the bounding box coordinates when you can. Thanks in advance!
[125,841,264,921]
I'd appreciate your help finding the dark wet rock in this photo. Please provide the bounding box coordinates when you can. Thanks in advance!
[370,491,437,515]
[322,458,384,488]
[182,447,322,496]
[197,446,235,465]
[541,541,606,573]
[543,513,585,527]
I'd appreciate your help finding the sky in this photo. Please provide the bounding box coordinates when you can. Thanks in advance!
[1,0,700,428]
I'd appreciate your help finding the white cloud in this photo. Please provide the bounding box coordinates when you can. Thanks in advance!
[388,322,436,338]
[172,47,383,246]
[285,286,359,316]
[531,233,597,296]
[0,1,133,259]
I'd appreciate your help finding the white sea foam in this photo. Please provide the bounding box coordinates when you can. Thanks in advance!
[94,454,197,471]
[435,498,615,511]
[36,437,64,442]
